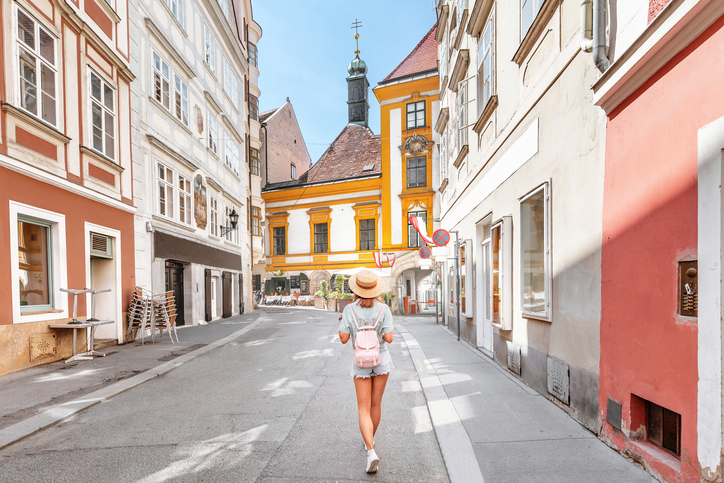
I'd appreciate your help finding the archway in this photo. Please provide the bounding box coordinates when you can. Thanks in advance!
[309,270,331,294]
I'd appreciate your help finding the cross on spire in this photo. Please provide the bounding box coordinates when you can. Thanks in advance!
[351,18,363,55]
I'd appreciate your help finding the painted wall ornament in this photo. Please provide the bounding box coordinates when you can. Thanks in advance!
[400,133,434,156]
[195,105,203,134]
[194,174,207,229]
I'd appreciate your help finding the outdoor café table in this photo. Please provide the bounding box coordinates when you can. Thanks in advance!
[266,296,281,305]
[49,320,113,363]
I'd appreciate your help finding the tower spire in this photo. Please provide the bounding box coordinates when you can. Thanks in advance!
[351,19,362,55]
[347,18,369,126]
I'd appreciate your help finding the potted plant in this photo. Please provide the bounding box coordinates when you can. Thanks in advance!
[382,291,395,307]
[338,291,353,311]
[327,290,340,312]
[314,280,329,309]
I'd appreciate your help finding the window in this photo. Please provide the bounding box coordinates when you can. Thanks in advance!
[209,196,218,237]
[204,27,216,73]
[152,51,170,109]
[157,163,174,218]
[491,223,502,326]
[406,101,425,129]
[16,8,57,126]
[440,33,448,81]
[359,219,375,250]
[251,206,261,236]
[647,401,681,457]
[250,148,260,175]
[406,156,427,189]
[224,205,239,244]
[521,0,544,38]
[225,138,240,175]
[273,226,285,255]
[520,184,550,318]
[17,217,53,310]
[89,71,115,160]
[232,77,240,110]
[407,210,427,248]
[165,0,184,27]
[249,93,258,121]
[178,174,191,225]
[208,114,218,153]
[457,83,467,151]
[291,163,296,180]
[217,0,228,19]
[439,134,448,179]
[478,11,495,114]
[223,57,232,97]
[314,223,328,253]
[173,74,188,126]
[249,42,258,68]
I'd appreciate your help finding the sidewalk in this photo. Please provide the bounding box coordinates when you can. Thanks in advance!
[397,315,656,483]
[0,310,262,442]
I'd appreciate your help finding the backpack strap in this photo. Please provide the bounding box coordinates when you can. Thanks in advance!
[371,307,384,330]
[348,305,362,330]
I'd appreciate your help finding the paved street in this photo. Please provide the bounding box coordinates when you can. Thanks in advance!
[0,308,655,482]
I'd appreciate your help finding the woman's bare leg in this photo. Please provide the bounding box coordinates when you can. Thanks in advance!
[354,377,374,450]
[370,373,390,437]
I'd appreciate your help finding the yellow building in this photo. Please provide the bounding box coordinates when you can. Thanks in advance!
[260,27,439,314]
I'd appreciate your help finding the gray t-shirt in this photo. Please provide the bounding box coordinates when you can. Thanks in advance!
[338,300,394,349]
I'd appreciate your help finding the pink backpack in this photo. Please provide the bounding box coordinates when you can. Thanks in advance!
[349,306,384,368]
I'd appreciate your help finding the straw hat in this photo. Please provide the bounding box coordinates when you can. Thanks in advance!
[348,269,385,298]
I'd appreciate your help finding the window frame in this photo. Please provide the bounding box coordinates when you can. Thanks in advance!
[407,210,427,248]
[209,195,219,237]
[248,42,258,68]
[406,100,426,130]
[88,70,116,160]
[178,173,192,225]
[17,215,54,312]
[478,9,495,115]
[224,204,239,245]
[359,218,375,251]
[173,73,189,126]
[273,226,286,255]
[15,7,58,127]
[406,156,427,189]
[519,183,551,321]
[164,0,184,28]
[152,50,171,110]
[10,202,68,324]
[291,163,296,180]
[521,0,544,39]
[251,206,261,236]
[250,147,260,175]
[204,26,216,73]
[439,132,448,180]
[157,162,175,219]
[457,82,468,152]
[313,222,329,254]
[249,93,258,121]
[225,137,239,175]
[208,113,218,154]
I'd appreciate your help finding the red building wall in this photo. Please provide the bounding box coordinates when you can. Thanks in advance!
[600,16,724,483]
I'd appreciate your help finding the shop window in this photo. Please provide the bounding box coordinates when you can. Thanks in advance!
[314,223,328,253]
[16,7,57,126]
[251,206,261,236]
[273,226,285,255]
[520,184,550,319]
[157,163,175,218]
[492,223,502,326]
[178,174,191,225]
[89,71,115,160]
[407,156,427,189]
[406,100,425,129]
[359,219,375,250]
[17,217,52,310]
[209,196,219,237]
[250,148,260,176]
[408,210,427,248]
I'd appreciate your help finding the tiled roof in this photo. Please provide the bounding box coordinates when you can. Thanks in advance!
[259,107,279,123]
[382,24,438,82]
[265,124,380,190]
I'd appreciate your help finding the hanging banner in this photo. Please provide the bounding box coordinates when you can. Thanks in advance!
[373,251,383,268]
[386,252,397,268]
[407,216,434,245]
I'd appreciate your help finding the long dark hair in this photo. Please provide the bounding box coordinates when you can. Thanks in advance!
[353,294,382,308]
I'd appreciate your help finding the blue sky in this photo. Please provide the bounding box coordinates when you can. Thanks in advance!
[253,1,437,163]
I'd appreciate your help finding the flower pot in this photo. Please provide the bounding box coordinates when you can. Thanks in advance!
[328,298,338,311]
[338,299,351,312]
[314,297,325,309]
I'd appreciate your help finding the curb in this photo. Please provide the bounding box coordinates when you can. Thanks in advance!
[0,315,266,451]
[397,323,485,483]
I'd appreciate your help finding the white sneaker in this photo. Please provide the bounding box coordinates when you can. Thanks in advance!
[366,449,379,473]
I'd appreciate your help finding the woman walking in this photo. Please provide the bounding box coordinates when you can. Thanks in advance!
[338,269,394,473]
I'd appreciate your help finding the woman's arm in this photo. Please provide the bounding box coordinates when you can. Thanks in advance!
[339,331,351,344]
[383,331,393,344]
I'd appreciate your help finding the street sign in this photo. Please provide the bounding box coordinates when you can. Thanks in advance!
[419,246,432,259]
[433,229,450,247]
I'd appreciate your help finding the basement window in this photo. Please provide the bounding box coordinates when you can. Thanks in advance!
[647,401,681,457]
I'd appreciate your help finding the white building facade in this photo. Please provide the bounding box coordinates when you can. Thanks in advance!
[129,0,261,324]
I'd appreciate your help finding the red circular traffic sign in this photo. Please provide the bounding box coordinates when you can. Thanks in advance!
[419,246,432,259]
[433,229,450,247]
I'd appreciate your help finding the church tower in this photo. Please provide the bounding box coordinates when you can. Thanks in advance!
[347,24,369,126]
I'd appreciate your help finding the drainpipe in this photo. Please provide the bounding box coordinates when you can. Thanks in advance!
[580,0,592,53]
[592,0,610,72]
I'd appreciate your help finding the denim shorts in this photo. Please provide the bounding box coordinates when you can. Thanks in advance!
[351,347,394,378]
